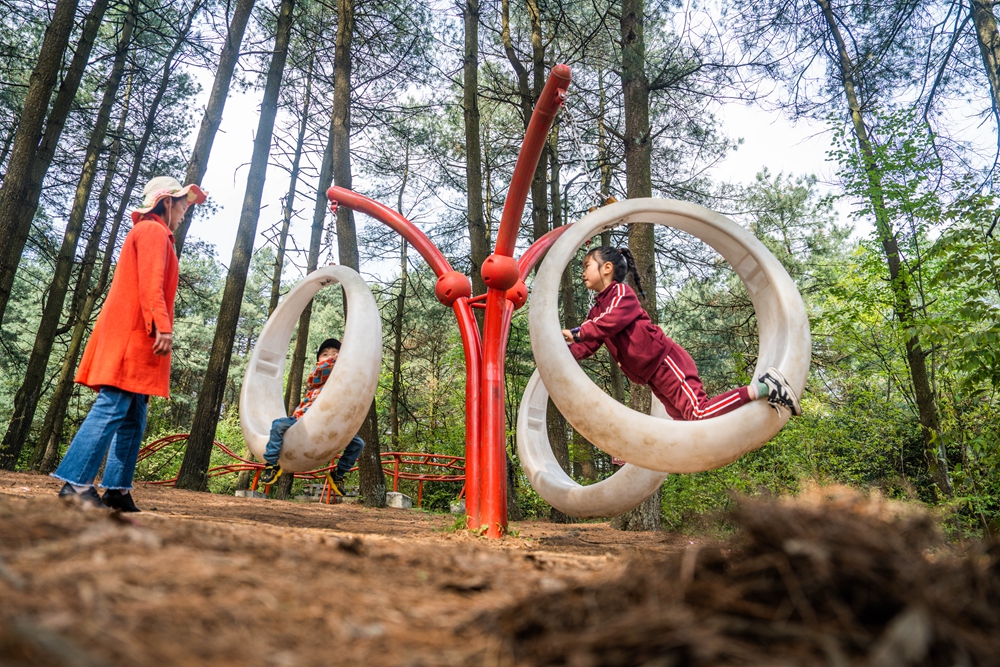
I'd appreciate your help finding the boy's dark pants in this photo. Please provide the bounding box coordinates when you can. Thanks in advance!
[265,416,365,479]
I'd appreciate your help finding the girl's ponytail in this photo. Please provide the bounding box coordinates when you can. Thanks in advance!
[618,248,645,298]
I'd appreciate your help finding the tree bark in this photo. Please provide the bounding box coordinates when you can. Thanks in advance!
[285,108,337,413]
[390,142,410,448]
[174,0,257,257]
[548,127,575,523]
[330,0,386,507]
[463,0,488,297]
[500,0,548,242]
[0,6,135,470]
[526,0,548,243]
[815,0,952,497]
[612,0,662,532]
[0,0,94,324]
[269,49,315,317]
[970,1,1000,128]
[176,0,296,491]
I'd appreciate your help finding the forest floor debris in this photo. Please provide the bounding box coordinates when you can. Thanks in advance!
[1,472,998,666]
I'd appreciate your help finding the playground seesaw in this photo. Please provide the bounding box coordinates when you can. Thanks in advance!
[233,63,810,535]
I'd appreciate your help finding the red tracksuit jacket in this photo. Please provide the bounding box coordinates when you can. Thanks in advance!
[568,281,673,384]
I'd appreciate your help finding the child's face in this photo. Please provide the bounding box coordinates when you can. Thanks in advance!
[582,256,613,290]
[318,347,339,363]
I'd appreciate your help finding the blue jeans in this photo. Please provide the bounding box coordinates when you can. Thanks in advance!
[52,387,149,490]
[264,416,364,480]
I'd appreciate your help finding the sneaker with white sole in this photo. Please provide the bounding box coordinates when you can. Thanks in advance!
[759,367,802,417]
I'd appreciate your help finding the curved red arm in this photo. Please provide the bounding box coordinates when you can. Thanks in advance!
[328,186,453,278]
[494,64,572,258]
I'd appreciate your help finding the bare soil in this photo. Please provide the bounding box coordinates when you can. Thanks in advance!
[0,470,687,667]
[3,472,999,667]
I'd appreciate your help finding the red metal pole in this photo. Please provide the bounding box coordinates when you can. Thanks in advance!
[493,64,572,257]
[453,298,483,529]
[480,65,572,538]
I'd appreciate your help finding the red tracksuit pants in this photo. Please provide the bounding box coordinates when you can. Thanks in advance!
[647,345,752,421]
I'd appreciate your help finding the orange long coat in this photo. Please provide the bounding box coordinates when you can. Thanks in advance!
[76,215,179,398]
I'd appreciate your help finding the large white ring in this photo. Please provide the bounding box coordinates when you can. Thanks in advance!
[240,266,382,472]
[528,198,810,474]
[516,369,668,517]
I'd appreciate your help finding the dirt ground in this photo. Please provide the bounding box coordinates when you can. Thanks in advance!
[4,472,1000,667]
[0,470,690,667]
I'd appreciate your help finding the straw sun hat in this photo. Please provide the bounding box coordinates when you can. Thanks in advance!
[131,176,208,224]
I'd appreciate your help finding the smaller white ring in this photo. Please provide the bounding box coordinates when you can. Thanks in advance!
[516,369,668,518]
[239,266,382,472]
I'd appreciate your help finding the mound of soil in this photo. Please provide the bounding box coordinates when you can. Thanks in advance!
[485,486,1000,666]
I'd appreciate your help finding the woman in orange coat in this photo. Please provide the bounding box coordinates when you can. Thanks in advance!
[53,176,206,511]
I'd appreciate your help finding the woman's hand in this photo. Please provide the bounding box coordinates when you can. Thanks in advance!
[153,330,173,356]
[562,329,574,344]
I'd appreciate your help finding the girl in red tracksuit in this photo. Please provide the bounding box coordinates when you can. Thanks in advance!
[563,246,801,420]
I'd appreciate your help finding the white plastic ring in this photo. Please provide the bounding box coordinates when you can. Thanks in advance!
[240,266,382,472]
[528,198,810,473]
[516,369,669,517]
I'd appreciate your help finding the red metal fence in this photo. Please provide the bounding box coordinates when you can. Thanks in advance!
[136,434,464,506]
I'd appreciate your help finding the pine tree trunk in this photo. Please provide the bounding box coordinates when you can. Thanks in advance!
[330,0,386,507]
[970,1,1000,127]
[390,237,406,448]
[0,7,134,469]
[0,0,86,324]
[390,145,409,448]
[285,108,337,413]
[815,0,952,497]
[28,73,135,474]
[612,0,662,532]
[548,127,575,523]
[463,0,488,297]
[0,121,18,177]
[269,50,315,317]
[526,0,548,243]
[174,0,257,257]
[176,0,296,491]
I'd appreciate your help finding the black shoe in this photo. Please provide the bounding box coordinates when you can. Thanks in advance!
[259,464,282,486]
[58,482,107,510]
[759,366,802,417]
[326,474,346,497]
[102,489,141,513]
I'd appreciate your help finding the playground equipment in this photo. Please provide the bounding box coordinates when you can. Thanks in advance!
[239,265,382,472]
[263,61,808,535]
[521,199,810,508]
[136,435,465,506]
[516,369,669,518]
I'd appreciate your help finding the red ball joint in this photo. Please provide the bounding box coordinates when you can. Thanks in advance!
[481,254,520,291]
[506,280,528,310]
[435,270,472,306]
